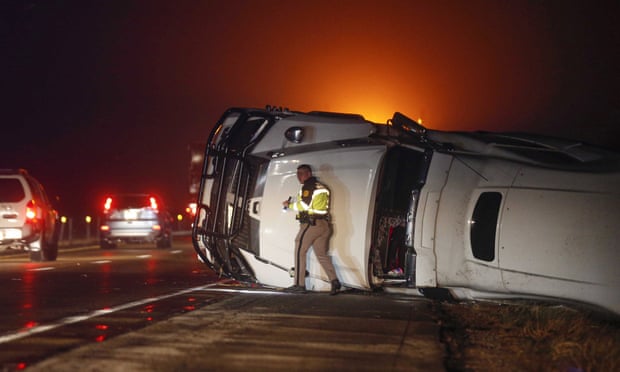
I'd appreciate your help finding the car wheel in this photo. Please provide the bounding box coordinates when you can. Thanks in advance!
[29,249,43,262]
[43,241,58,261]
[156,235,172,249]
[29,234,53,262]
[100,240,116,249]
[42,223,59,261]
[46,220,60,261]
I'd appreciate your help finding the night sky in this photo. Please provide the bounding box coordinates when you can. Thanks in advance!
[2,1,619,217]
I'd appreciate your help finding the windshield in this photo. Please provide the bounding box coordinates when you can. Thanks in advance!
[0,178,26,202]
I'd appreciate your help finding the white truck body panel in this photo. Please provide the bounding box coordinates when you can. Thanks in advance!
[252,145,386,290]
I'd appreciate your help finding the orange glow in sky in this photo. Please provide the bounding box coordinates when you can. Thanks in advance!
[127,1,562,133]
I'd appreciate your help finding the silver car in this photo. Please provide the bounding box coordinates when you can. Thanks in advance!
[99,193,172,249]
[0,169,60,261]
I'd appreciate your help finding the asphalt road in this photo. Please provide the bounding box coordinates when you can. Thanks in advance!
[28,286,445,371]
[0,237,445,371]
[0,236,218,369]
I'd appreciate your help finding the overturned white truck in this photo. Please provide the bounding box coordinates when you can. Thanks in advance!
[192,107,620,314]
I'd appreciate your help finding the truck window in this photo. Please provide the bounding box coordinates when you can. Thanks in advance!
[470,192,502,261]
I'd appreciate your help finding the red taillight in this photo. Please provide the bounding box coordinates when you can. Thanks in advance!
[186,202,197,216]
[104,197,112,212]
[149,197,158,211]
[25,200,37,221]
[100,225,110,231]
[152,224,161,231]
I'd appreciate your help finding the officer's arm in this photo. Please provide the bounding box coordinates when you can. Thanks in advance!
[291,194,310,212]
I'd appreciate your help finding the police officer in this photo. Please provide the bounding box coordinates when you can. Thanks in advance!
[282,164,341,295]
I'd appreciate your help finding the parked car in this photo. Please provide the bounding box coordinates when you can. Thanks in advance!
[99,193,172,249]
[0,169,60,261]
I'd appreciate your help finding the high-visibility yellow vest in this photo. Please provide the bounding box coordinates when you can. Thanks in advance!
[289,177,329,216]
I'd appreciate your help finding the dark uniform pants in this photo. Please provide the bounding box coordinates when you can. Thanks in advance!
[294,219,338,287]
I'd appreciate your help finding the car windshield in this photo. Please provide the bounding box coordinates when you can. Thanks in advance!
[113,195,154,210]
[0,179,26,202]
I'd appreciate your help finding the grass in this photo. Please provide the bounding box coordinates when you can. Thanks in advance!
[438,300,620,371]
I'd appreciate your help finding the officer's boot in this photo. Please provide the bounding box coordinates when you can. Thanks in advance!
[330,279,341,295]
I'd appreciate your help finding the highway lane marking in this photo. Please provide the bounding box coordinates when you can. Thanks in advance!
[27,267,55,272]
[91,260,112,264]
[199,287,288,295]
[2,247,187,263]
[0,282,221,345]
[136,254,152,259]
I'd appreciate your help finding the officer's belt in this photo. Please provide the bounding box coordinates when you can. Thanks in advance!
[297,214,329,224]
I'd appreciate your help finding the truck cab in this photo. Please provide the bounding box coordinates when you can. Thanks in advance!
[192,107,620,315]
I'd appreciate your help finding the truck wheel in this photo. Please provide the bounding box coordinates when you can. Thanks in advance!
[367,252,383,289]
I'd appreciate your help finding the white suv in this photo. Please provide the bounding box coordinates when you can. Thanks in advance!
[0,169,60,261]
[99,193,173,249]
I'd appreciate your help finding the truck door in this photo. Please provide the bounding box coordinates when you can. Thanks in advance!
[370,146,429,286]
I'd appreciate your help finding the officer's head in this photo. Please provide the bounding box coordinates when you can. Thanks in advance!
[296,164,312,183]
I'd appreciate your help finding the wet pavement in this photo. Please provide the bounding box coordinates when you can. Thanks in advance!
[28,286,446,371]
